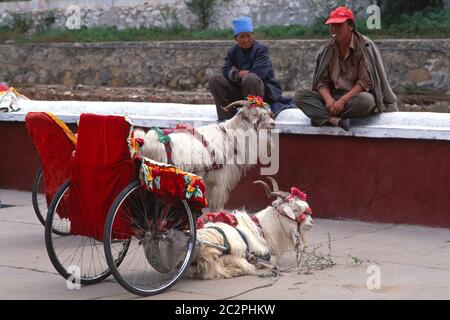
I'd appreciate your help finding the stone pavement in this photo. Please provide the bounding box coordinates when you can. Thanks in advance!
[1,188,450,300]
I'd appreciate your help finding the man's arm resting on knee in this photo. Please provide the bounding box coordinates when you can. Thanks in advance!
[332,85,364,115]
[318,86,335,112]
[222,47,240,82]
[337,84,364,104]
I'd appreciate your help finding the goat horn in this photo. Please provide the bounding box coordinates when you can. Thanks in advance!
[220,100,249,112]
[266,177,280,192]
[271,191,290,198]
[253,180,273,199]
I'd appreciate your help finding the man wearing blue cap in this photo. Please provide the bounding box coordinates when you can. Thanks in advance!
[209,16,284,120]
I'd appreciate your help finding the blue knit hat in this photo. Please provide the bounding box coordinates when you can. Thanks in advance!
[233,16,253,36]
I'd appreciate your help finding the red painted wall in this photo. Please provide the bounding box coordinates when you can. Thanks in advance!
[1,122,449,228]
[227,134,450,228]
[0,122,77,191]
[1,122,41,191]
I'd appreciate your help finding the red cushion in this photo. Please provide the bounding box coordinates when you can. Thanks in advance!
[67,114,135,240]
[140,158,208,212]
[25,112,76,207]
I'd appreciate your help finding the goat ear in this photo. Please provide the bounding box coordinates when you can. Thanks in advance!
[280,204,296,221]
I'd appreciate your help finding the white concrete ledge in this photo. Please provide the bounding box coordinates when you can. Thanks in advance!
[1,100,450,141]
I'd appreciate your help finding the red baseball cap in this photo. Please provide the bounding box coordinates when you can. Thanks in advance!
[325,7,354,24]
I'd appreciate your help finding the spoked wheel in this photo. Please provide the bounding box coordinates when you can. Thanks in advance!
[45,180,130,285]
[104,180,196,296]
[32,167,47,226]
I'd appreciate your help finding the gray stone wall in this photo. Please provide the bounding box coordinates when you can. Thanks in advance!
[0,39,448,95]
[0,0,375,30]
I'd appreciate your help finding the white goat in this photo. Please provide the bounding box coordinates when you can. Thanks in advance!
[135,100,275,211]
[188,178,314,280]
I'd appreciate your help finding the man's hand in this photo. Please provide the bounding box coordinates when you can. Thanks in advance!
[331,98,347,116]
[331,85,363,115]
[238,70,250,79]
[324,97,336,113]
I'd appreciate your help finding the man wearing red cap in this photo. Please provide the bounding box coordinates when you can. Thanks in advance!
[294,7,397,131]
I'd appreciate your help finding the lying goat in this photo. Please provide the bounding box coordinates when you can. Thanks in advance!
[188,178,314,280]
[135,97,275,211]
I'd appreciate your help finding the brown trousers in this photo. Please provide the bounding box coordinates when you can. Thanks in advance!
[294,89,376,126]
[208,73,265,120]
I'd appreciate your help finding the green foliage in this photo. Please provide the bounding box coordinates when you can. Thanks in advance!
[11,13,32,33]
[255,21,329,39]
[349,255,364,265]
[295,233,336,275]
[255,8,449,39]
[0,7,448,43]
[160,6,185,33]
[184,0,217,30]
[382,7,450,38]
[43,11,56,29]
[378,0,444,26]
[18,25,235,43]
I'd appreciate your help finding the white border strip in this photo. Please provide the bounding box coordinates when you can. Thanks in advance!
[1,100,450,141]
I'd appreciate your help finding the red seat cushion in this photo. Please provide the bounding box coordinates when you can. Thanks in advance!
[66,114,135,240]
[25,112,76,207]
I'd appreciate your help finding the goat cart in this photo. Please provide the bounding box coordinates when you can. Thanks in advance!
[26,112,208,296]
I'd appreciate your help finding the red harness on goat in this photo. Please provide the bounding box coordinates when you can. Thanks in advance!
[252,186,312,234]
[196,211,238,229]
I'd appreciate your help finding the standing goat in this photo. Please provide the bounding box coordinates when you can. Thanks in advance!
[135,97,275,211]
[188,178,314,280]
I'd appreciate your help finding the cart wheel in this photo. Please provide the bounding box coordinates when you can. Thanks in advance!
[104,180,196,296]
[32,167,47,226]
[45,180,130,285]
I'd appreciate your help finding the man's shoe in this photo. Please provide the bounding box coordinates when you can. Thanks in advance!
[338,118,351,131]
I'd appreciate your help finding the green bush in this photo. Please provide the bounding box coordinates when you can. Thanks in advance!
[0,6,448,43]
[378,0,444,26]
[43,11,56,29]
[184,0,217,30]
[377,7,450,38]
[11,13,32,33]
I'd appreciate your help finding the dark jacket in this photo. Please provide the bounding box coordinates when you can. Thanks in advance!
[222,41,282,104]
